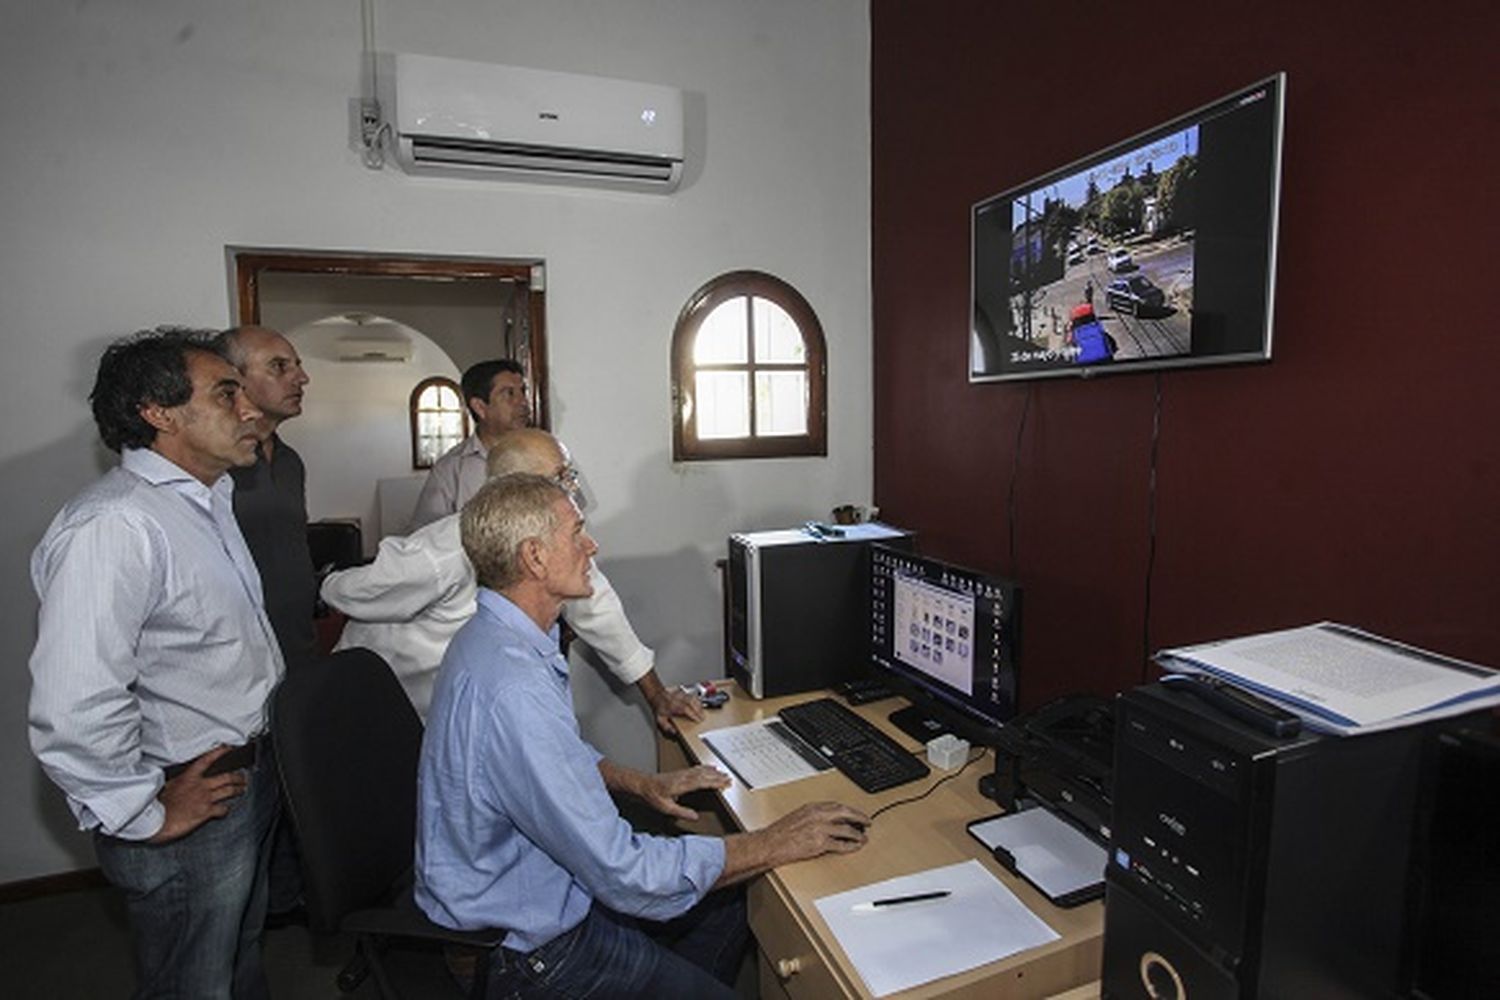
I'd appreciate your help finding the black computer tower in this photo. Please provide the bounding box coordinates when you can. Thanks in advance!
[725,525,914,698]
[1408,716,1500,999]
[1102,683,1466,999]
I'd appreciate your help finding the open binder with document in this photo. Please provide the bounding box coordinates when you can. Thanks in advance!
[1156,621,1500,735]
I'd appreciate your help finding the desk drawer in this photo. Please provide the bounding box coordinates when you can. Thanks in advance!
[749,878,848,999]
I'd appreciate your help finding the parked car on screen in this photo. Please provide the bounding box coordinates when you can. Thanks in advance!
[1107,248,1134,272]
[1106,274,1166,315]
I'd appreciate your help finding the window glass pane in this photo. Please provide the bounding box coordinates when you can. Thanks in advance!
[753,298,806,363]
[414,379,468,468]
[693,299,749,364]
[416,435,443,467]
[754,371,808,437]
[695,371,750,439]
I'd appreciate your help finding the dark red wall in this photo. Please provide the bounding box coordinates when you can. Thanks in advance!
[871,1,1500,708]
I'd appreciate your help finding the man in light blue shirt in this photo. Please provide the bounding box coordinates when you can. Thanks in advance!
[416,473,869,998]
[29,329,284,1000]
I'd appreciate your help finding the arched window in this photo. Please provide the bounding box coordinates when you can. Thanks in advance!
[409,376,469,469]
[671,271,827,460]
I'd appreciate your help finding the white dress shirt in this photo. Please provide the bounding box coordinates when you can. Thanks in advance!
[323,514,652,719]
[28,448,285,840]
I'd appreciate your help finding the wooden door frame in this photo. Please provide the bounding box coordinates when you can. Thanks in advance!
[230,248,550,429]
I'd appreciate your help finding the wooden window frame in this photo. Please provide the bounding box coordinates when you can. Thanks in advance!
[408,376,470,470]
[671,270,827,461]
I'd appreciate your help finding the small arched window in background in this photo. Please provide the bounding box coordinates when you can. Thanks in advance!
[410,376,470,469]
[671,270,827,460]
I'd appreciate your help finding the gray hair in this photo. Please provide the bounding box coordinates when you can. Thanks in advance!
[461,472,567,590]
[210,326,253,369]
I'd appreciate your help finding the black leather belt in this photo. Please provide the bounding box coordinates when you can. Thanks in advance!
[163,733,268,781]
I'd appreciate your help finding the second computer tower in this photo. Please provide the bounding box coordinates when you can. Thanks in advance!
[1102,682,1461,999]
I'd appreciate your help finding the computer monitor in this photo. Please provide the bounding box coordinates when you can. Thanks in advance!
[869,545,1021,744]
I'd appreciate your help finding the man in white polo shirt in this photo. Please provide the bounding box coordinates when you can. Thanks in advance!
[324,428,699,731]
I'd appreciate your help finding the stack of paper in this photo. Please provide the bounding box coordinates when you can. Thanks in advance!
[1156,622,1500,735]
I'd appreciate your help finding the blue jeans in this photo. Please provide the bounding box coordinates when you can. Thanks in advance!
[94,746,279,1000]
[486,888,748,999]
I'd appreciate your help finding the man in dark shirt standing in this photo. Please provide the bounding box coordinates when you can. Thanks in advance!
[216,324,316,922]
[214,326,316,668]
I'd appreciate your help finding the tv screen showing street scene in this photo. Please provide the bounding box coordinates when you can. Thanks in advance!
[971,74,1284,383]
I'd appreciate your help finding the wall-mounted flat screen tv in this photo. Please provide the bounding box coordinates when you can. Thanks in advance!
[971,74,1284,383]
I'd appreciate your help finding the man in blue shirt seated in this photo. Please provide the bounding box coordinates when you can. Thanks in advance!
[416,473,870,998]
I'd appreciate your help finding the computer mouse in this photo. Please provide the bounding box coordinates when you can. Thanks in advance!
[836,818,870,836]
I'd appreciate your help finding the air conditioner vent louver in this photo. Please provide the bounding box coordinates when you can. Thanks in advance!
[336,337,412,362]
[405,137,678,182]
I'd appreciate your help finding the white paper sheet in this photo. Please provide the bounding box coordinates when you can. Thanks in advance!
[699,719,827,789]
[813,859,1060,997]
[969,808,1106,902]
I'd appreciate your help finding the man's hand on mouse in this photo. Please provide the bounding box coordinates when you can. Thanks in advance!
[764,801,871,857]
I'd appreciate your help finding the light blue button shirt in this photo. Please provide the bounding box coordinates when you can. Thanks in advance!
[28,448,284,840]
[415,588,725,952]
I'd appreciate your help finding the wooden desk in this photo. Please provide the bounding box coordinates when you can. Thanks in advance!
[660,683,1103,999]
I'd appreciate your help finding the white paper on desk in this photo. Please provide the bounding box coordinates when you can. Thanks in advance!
[814,859,1060,997]
[699,719,824,789]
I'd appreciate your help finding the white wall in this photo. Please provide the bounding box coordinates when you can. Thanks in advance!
[282,322,461,546]
[0,0,871,880]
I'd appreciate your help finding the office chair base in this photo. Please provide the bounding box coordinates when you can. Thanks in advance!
[335,946,370,993]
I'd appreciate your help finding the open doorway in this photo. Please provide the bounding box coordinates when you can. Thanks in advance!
[230,249,547,550]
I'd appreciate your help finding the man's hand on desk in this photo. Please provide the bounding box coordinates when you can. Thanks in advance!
[715,802,871,888]
[639,765,731,821]
[637,670,705,735]
[598,760,729,821]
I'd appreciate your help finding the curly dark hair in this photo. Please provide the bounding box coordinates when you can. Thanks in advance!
[460,358,526,421]
[90,327,218,453]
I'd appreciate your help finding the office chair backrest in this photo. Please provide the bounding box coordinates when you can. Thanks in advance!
[272,647,424,933]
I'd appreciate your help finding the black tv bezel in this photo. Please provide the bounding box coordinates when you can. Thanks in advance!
[969,72,1286,384]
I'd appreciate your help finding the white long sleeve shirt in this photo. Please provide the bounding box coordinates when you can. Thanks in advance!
[29,448,284,839]
[321,514,652,719]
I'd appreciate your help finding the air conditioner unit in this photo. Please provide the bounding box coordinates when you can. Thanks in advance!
[377,54,684,192]
[336,337,412,363]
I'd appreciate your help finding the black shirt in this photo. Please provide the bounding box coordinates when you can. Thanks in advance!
[232,435,316,668]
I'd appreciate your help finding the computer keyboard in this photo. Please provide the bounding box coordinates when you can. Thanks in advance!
[777,697,931,793]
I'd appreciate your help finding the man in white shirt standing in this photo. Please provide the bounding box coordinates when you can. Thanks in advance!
[29,328,285,999]
[324,428,700,730]
[408,358,532,532]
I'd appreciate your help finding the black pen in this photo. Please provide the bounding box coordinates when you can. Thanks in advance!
[851,889,951,912]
